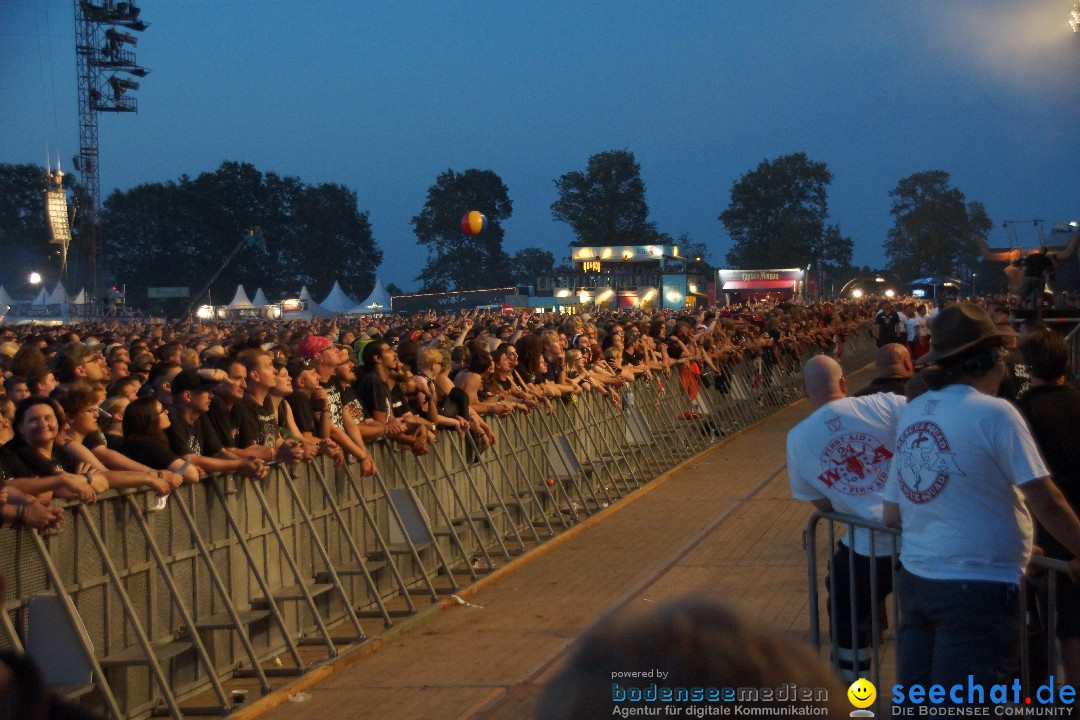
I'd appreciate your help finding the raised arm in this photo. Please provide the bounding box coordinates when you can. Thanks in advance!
[1055,230,1080,261]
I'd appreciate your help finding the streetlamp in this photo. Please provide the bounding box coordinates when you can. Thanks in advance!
[28,272,42,286]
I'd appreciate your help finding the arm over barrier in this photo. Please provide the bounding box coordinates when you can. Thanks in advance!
[0,331,878,719]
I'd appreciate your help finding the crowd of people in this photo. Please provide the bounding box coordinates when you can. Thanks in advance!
[0,299,874,536]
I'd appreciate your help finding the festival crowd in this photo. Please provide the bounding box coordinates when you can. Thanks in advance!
[0,299,874,534]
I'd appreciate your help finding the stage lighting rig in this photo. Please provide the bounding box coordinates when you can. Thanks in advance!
[1071,1,1079,32]
[75,0,150,300]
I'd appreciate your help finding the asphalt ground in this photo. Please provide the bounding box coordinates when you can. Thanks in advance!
[234,364,878,720]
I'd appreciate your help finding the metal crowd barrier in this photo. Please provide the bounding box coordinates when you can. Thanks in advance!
[1066,322,1080,384]
[806,510,1075,709]
[0,330,877,719]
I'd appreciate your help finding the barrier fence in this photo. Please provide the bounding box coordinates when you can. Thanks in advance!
[806,511,1075,712]
[1,330,877,719]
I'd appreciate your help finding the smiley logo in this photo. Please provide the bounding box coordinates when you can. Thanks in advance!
[847,678,876,709]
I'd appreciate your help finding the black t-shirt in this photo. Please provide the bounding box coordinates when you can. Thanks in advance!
[1024,252,1053,278]
[852,376,909,397]
[542,355,562,383]
[0,444,33,481]
[206,396,240,449]
[876,311,902,346]
[357,373,392,419]
[340,380,367,424]
[286,391,318,435]
[166,408,224,458]
[83,430,107,451]
[235,394,280,449]
[1016,384,1080,559]
[119,436,180,470]
[4,437,73,476]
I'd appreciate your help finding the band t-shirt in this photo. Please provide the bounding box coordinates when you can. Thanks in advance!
[166,408,224,458]
[884,385,1047,583]
[787,393,905,557]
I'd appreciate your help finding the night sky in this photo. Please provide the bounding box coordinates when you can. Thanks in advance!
[3,1,1078,293]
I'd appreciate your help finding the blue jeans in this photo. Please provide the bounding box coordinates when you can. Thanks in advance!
[897,568,1021,701]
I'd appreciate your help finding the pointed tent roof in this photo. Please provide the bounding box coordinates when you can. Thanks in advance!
[226,285,253,308]
[251,288,269,307]
[318,280,357,314]
[281,285,333,319]
[70,288,87,304]
[47,281,68,305]
[0,286,14,310]
[32,287,48,305]
[346,278,392,315]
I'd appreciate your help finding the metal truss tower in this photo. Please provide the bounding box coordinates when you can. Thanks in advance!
[74,0,148,302]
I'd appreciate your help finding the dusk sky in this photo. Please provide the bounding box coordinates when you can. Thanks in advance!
[3,1,1078,295]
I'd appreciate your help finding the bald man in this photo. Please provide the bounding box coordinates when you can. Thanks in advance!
[787,354,906,680]
[852,343,913,397]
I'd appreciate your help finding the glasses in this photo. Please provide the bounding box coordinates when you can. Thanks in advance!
[82,406,101,416]
[82,353,104,365]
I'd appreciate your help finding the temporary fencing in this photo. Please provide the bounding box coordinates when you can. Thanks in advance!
[806,511,1076,710]
[1,330,877,719]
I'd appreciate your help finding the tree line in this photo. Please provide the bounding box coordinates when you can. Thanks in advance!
[0,152,993,307]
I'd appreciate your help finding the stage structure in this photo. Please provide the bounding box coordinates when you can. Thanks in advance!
[74,0,149,303]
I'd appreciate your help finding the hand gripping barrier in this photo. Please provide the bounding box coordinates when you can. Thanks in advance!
[0,332,878,718]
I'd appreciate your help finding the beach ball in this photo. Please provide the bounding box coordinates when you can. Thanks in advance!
[460,210,486,236]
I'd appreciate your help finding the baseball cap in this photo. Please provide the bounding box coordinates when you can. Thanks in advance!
[171,369,217,395]
[286,356,319,378]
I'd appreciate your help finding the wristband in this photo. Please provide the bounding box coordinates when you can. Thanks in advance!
[14,505,26,527]
[84,471,94,485]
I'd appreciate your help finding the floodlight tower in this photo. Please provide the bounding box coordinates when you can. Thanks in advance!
[74,0,148,303]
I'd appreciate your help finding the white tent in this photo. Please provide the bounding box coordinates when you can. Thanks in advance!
[225,285,253,308]
[47,281,68,305]
[346,278,392,315]
[0,286,14,311]
[251,288,269,307]
[280,285,334,319]
[318,280,357,314]
[32,287,48,305]
[70,288,87,304]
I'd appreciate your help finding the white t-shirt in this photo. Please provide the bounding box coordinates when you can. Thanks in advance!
[905,315,922,342]
[883,385,1048,583]
[787,393,906,557]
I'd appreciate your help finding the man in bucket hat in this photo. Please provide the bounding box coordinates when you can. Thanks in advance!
[883,302,1080,700]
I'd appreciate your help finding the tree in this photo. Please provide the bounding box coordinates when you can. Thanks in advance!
[101,161,382,305]
[509,247,555,286]
[551,150,659,247]
[0,163,63,290]
[384,282,404,296]
[719,152,850,270]
[411,168,513,291]
[884,171,990,279]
